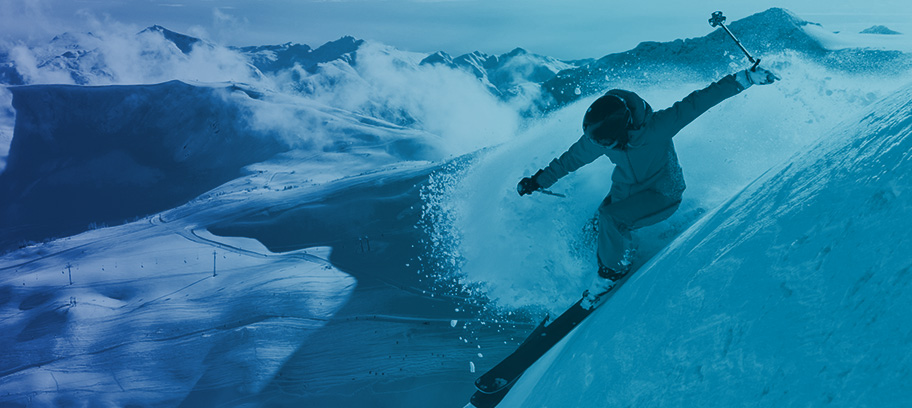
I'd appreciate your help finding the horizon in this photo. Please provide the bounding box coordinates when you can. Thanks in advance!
[1,1,911,60]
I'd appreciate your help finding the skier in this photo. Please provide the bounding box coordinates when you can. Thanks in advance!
[517,67,780,308]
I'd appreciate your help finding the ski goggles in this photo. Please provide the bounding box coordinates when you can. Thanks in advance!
[583,93,632,149]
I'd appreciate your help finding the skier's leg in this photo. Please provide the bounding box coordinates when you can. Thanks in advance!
[596,195,632,273]
[603,190,682,232]
[597,191,682,272]
[586,190,681,305]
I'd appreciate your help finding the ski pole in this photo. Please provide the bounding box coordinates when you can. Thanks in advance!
[538,189,566,198]
[709,11,761,71]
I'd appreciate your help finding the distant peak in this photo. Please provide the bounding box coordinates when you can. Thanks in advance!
[142,25,176,36]
[428,51,451,59]
[720,7,825,54]
[860,25,903,35]
[49,31,101,46]
[328,36,363,46]
[420,51,455,66]
[50,32,79,42]
[760,7,805,22]
[458,51,489,62]
[314,36,364,53]
[504,47,529,57]
[139,25,202,54]
[292,36,364,68]
[730,7,817,29]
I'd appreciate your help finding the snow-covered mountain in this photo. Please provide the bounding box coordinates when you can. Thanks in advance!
[238,36,364,76]
[141,25,204,54]
[3,8,910,116]
[1,6,912,408]
[422,48,578,89]
[0,27,260,86]
[0,25,575,109]
[542,8,912,109]
[420,48,583,105]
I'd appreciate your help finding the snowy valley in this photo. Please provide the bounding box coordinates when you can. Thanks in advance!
[1,7,911,408]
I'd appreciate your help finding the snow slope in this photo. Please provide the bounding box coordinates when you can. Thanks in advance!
[0,208,356,407]
[0,152,532,407]
[502,81,912,407]
[0,76,517,407]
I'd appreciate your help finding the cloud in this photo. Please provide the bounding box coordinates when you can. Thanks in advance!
[295,41,521,157]
[8,44,77,84]
[0,86,12,172]
[232,40,522,161]
[358,52,519,156]
[3,10,266,87]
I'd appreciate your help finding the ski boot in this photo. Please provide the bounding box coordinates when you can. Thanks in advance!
[580,266,628,310]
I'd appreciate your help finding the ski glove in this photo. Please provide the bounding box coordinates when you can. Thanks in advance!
[517,170,544,196]
[745,66,780,85]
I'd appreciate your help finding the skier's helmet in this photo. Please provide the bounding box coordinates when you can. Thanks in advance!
[583,93,632,149]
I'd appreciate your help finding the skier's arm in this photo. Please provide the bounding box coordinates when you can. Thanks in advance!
[650,72,749,139]
[535,134,604,188]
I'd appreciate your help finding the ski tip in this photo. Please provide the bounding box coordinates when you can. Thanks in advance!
[463,403,479,408]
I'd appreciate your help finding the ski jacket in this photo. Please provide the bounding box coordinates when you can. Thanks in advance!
[536,73,747,201]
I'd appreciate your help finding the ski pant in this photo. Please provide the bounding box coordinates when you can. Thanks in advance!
[597,190,681,272]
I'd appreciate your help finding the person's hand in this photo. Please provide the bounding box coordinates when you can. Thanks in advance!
[746,66,780,85]
[517,174,542,196]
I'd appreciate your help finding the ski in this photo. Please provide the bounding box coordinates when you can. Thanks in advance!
[474,297,591,394]
[465,271,635,408]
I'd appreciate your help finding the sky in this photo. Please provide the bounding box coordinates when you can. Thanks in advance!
[2,0,911,60]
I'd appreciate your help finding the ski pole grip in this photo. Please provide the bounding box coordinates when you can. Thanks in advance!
[709,11,726,27]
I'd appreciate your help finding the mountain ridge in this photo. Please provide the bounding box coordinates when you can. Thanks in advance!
[2,8,910,113]
[238,36,364,75]
[541,7,912,109]
[420,47,580,99]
